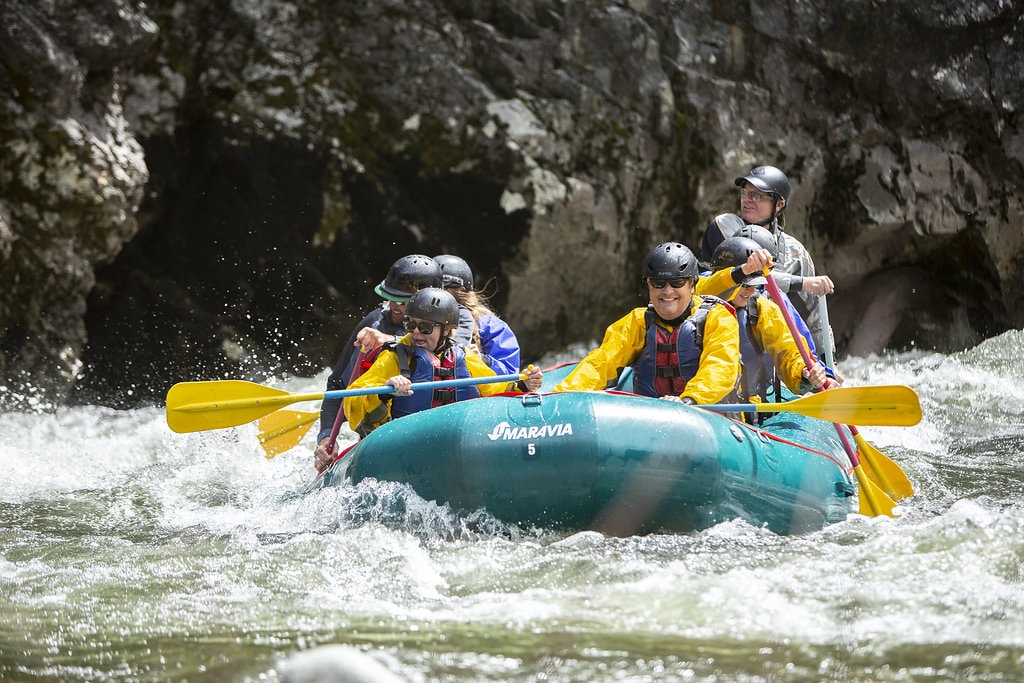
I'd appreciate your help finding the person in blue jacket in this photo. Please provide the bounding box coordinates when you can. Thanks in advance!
[434,254,522,376]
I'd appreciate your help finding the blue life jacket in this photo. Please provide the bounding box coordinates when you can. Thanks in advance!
[632,297,731,398]
[389,342,480,419]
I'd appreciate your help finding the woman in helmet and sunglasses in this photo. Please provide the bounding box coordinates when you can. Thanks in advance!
[343,287,543,437]
[553,243,740,406]
[314,254,447,468]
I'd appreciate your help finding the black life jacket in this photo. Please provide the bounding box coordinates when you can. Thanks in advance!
[736,293,782,403]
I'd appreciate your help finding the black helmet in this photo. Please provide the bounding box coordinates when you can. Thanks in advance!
[734,165,791,204]
[374,255,443,302]
[405,287,460,327]
[735,224,779,261]
[434,254,474,290]
[643,242,699,280]
[711,237,767,286]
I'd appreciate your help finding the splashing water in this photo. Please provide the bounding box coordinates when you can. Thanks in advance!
[2,332,1024,681]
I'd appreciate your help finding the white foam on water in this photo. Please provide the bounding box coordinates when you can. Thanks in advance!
[4,336,1024,681]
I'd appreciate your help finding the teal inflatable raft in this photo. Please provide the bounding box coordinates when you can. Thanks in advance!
[308,371,856,535]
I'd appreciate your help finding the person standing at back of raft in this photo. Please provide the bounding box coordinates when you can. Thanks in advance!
[700,165,835,359]
[344,287,544,437]
[552,242,740,405]
[698,236,827,408]
[434,254,522,376]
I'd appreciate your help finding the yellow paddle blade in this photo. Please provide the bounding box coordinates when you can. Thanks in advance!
[166,380,324,433]
[753,385,922,426]
[257,410,319,458]
[854,429,914,500]
[853,464,899,517]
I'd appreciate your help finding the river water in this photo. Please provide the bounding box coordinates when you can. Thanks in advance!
[2,331,1023,682]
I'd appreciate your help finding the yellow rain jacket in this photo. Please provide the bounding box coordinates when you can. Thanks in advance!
[697,270,811,394]
[552,296,740,405]
[696,267,744,301]
[343,335,519,433]
[741,295,812,393]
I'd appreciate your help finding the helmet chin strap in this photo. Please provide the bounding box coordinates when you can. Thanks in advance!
[756,197,784,229]
[433,329,453,354]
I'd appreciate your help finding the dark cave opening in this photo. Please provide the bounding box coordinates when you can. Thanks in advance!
[72,119,531,407]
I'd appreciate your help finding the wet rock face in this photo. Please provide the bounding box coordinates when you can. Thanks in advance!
[1,0,1022,407]
[0,0,156,403]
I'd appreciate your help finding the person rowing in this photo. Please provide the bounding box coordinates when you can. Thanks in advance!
[700,165,835,359]
[340,287,543,444]
[698,224,817,365]
[313,254,451,468]
[698,236,826,418]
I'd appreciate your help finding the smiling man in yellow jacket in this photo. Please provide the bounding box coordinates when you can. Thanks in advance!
[553,242,740,405]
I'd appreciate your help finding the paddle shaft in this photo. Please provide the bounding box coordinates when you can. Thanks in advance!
[319,347,371,459]
[764,273,862,462]
[323,347,368,456]
[764,272,822,382]
[327,373,523,398]
[701,402,816,414]
[173,374,523,414]
[765,273,898,515]
[167,373,524,433]
[819,294,836,369]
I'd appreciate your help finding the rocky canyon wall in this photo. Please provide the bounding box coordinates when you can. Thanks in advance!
[1,0,1021,407]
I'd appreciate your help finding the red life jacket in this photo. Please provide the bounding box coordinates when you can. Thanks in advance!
[632,297,735,398]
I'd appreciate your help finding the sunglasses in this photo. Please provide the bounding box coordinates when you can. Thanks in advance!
[403,318,438,334]
[647,277,689,289]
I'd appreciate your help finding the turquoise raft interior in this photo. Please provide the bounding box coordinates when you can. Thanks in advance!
[309,365,857,535]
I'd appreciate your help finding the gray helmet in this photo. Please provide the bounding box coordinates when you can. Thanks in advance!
[735,224,779,261]
[711,237,767,286]
[405,287,460,327]
[734,165,791,204]
[433,254,474,290]
[374,255,443,302]
[643,242,699,280]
